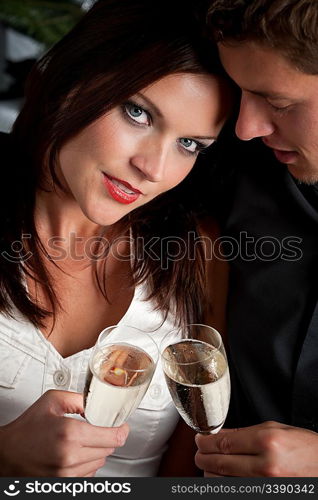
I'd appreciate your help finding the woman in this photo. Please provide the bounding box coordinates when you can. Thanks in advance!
[0,0,232,477]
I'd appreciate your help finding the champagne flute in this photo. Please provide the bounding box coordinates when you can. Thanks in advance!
[84,325,158,427]
[161,323,230,434]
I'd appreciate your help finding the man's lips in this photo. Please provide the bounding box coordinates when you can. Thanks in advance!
[102,173,142,205]
[262,139,299,164]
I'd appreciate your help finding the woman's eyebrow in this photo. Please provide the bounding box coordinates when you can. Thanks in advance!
[135,93,163,117]
[191,135,217,141]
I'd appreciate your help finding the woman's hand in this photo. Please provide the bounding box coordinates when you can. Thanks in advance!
[195,421,318,477]
[0,389,129,477]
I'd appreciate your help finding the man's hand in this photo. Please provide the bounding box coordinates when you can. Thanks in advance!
[0,390,129,477]
[195,421,318,477]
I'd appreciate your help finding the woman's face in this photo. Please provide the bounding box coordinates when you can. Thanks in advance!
[58,72,231,226]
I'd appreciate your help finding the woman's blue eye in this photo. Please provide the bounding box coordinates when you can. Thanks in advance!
[124,103,149,125]
[179,138,198,153]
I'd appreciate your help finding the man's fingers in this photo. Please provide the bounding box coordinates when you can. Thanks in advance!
[196,422,289,455]
[195,428,258,455]
[195,428,249,454]
[196,451,258,477]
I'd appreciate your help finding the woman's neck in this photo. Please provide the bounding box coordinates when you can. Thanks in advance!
[33,187,127,271]
[35,187,103,241]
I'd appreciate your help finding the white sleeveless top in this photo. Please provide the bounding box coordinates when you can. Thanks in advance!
[0,284,181,476]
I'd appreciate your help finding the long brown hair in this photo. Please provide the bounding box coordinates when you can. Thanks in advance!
[2,0,228,330]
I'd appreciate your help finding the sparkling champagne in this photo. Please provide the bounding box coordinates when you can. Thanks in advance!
[162,339,230,434]
[84,343,155,427]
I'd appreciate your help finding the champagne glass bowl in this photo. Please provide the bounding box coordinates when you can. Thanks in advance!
[161,323,230,434]
[84,325,158,427]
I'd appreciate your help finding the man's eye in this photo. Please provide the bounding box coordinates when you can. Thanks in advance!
[124,103,150,125]
[268,101,292,113]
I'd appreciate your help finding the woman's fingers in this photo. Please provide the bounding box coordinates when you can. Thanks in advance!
[78,421,129,449]
[52,457,107,477]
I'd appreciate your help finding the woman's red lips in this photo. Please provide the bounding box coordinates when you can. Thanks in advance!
[102,173,142,204]
[106,174,142,194]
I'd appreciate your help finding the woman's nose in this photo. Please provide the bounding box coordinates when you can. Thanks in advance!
[130,139,169,182]
[235,91,275,141]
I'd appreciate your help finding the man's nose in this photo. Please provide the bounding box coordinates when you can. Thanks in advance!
[130,138,169,182]
[235,91,275,141]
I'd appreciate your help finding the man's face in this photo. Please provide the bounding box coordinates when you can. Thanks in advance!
[219,41,318,183]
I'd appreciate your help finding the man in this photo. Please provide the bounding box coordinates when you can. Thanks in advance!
[195,0,318,476]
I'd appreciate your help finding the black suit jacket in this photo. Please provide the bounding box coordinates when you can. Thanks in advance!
[218,140,318,431]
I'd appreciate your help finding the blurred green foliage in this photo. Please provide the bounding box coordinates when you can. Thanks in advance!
[0,0,84,48]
